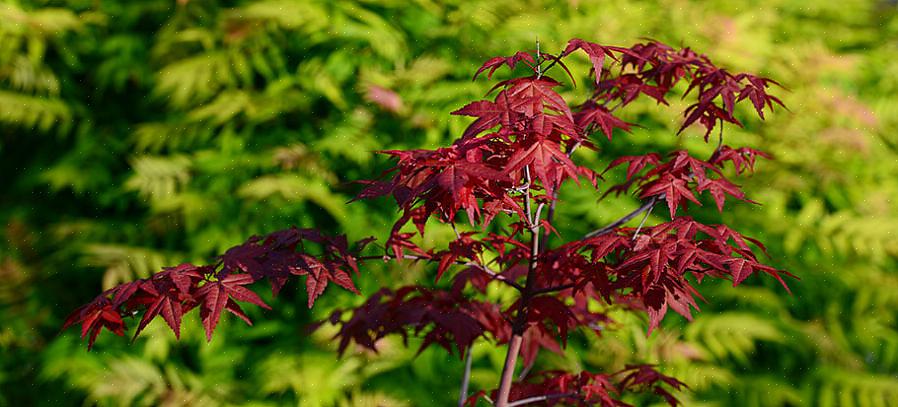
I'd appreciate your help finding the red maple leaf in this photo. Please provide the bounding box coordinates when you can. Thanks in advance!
[196,273,271,341]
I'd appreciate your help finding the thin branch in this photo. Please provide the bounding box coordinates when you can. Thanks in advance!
[711,118,724,160]
[533,203,545,230]
[540,50,568,77]
[631,201,654,240]
[507,393,578,407]
[454,220,502,284]
[584,195,661,239]
[524,166,534,226]
[536,36,542,79]
[606,99,624,112]
[531,283,576,296]
[516,361,534,381]
[451,222,462,239]
[717,119,724,151]
[458,347,474,407]
[476,265,525,291]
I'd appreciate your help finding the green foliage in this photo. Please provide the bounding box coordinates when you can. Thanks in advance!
[1,0,897,405]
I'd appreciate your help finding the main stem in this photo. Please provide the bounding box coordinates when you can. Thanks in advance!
[495,166,541,407]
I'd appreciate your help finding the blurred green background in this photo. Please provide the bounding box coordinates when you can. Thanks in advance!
[2,0,898,406]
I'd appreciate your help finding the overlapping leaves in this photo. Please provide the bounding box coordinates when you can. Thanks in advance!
[467,364,685,407]
[63,228,372,348]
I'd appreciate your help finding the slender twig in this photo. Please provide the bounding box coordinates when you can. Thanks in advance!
[477,265,525,291]
[453,220,505,287]
[507,393,578,407]
[716,119,724,151]
[584,195,661,239]
[606,100,624,113]
[516,361,534,381]
[631,202,654,240]
[540,50,568,77]
[359,254,427,262]
[533,203,545,230]
[531,283,576,296]
[458,347,474,407]
[536,36,542,79]
[523,166,534,226]
[711,118,724,159]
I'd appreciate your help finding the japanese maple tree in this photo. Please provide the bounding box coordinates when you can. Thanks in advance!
[64,38,793,406]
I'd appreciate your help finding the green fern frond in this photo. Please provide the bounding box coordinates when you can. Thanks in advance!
[132,122,218,153]
[313,109,377,165]
[812,368,898,407]
[0,90,71,133]
[238,174,348,222]
[258,353,362,407]
[731,376,804,407]
[153,51,236,108]
[685,314,784,365]
[125,155,192,203]
[79,244,181,289]
[0,55,60,96]
[227,0,329,31]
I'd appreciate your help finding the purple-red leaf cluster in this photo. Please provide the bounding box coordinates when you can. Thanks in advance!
[467,364,685,407]
[64,228,372,348]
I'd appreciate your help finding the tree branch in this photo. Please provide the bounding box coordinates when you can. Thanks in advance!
[583,195,661,239]
[540,50,569,78]
[507,393,578,407]
[458,347,474,407]
[631,199,654,240]
[531,283,576,296]
[476,265,525,291]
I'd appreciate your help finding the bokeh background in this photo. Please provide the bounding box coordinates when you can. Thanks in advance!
[2,0,898,406]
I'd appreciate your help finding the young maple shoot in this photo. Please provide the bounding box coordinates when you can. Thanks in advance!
[64,38,792,407]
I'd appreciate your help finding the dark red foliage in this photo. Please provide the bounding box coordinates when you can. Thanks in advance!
[474,51,536,80]
[63,228,372,348]
[326,285,508,357]
[66,38,792,407]
[574,100,633,140]
[605,150,763,215]
[467,364,685,407]
[562,38,633,84]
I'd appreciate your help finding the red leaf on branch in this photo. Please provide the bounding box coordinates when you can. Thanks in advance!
[196,273,270,341]
[563,38,632,84]
[575,100,632,140]
[474,51,536,80]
